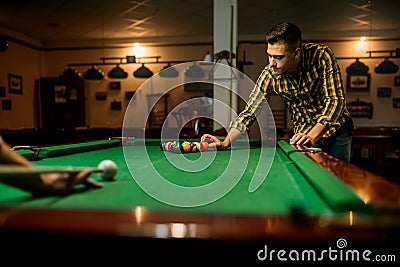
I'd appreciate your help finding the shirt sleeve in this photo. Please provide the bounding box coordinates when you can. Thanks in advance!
[229,69,271,134]
[315,46,346,129]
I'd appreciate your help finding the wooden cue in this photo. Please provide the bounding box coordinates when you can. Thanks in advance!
[10,146,39,151]
[0,164,102,176]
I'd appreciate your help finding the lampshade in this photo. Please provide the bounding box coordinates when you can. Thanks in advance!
[59,66,82,79]
[134,63,153,78]
[375,58,399,74]
[184,63,205,78]
[346,58,369,75]
[108,64,128,79]
[84,66,104,80]
[159,63,179,78]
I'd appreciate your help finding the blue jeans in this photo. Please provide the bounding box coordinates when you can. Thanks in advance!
[313,118,353,162]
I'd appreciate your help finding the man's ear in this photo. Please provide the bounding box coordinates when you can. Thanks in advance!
[294,48,300,59]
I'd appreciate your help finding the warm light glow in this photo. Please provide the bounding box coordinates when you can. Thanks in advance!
[360,36,367,42]
[349,211,354,226]
[129,42,144,57]
[170,223,187,238]
[352,40,369,56]
[134,206,143,225]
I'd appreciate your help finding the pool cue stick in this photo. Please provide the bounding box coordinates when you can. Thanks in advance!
[287,147,323,156]
[0,165,102,176]
[300,147,322,153]
[10,145,39,151]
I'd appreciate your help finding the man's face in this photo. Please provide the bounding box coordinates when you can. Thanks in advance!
[267,40,299,76]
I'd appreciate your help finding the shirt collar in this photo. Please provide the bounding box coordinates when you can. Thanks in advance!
[298,43,309,71]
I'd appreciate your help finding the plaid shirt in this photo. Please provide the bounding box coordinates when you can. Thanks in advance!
[230,43,351,139]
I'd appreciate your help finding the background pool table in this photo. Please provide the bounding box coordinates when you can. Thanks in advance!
[0,138,399,264]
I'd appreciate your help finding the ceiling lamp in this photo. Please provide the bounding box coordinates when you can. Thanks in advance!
[375,58,399,74]
[159,63,179,78]
[184,62,205,78]
[59,66,82,79]
[84,65,104,80]
[108,64,128,79]
[346,58,369,75]
[134,63,153,78]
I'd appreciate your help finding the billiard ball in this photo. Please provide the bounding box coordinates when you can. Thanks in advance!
[172,141,182,153]
[166,142,173,151]
[201,141,209,151]
[190,142,198,152]
[181,141,191,153]
[97,160,118,181]
[160,141,166,151]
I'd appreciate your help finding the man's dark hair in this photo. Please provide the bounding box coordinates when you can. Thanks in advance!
[266,22,302,51]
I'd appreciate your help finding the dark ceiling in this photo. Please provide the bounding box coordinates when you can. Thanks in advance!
[0,0,399,49]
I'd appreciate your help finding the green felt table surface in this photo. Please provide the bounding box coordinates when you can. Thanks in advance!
[0,139,370,216]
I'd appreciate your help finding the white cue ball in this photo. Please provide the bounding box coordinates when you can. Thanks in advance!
[97,160,117,181]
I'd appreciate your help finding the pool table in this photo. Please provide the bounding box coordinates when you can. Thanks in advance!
[1,138,399,264]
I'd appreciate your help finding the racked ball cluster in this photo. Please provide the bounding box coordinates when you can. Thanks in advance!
[160,140,212,154]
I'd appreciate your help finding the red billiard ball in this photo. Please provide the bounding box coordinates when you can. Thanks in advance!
[201,141,209,151]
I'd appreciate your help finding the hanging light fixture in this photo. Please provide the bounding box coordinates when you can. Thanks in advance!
[184,62,205,78]
[134,63,153,78]
[159,63,179,78]
[108,64,128,79]
[59,66,82,79]
[84,65,104,80]
[346,58,369,75]
[375,58,399,74]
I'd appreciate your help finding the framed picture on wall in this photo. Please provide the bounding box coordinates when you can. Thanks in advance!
[8,74,23,94]
[2,99,12,110]
[110,100,122,110]
[0,86,5,97]
[377,87,391,98]
[394,98,400,109]
[395,76,400,86]
[95,91,107,101]
[346,74,370,92]
[125,91,136,100]
[109,81,121,90]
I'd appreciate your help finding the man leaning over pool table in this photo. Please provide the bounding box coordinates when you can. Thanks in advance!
[0,134,103,195]
[202,21,353,162]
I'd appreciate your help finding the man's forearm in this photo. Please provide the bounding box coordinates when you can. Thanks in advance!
[221,128,243,148]
[0,137,34,168]
[307,122,326,143]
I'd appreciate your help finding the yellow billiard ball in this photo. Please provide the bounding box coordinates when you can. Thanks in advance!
[181,141,191,153]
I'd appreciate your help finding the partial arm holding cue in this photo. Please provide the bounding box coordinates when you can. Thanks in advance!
[0,136,103,195]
